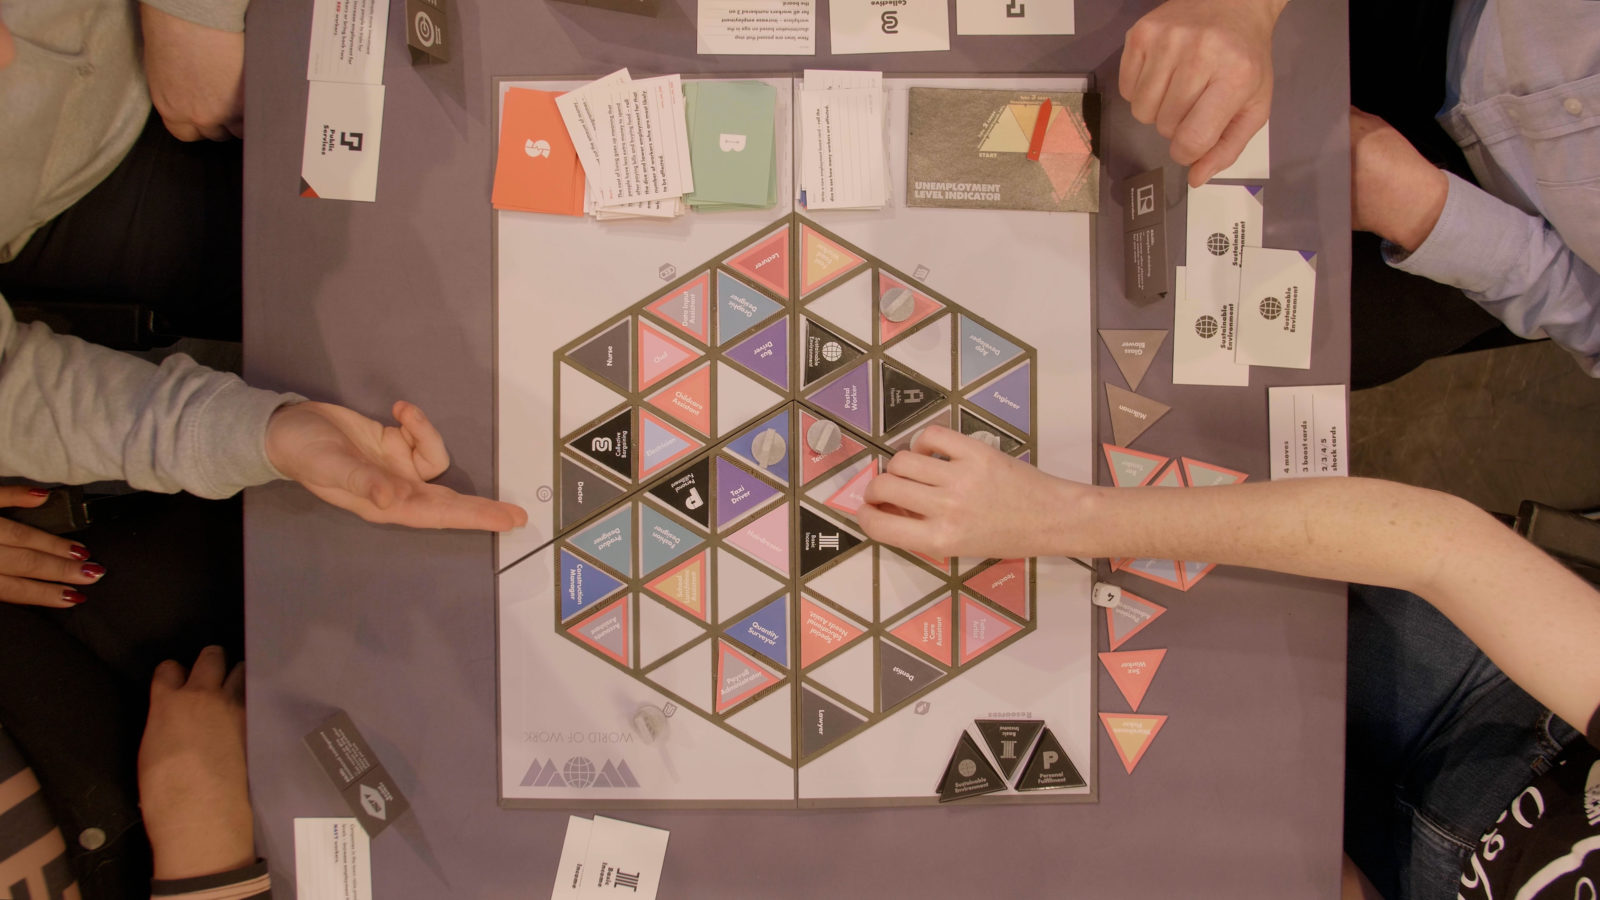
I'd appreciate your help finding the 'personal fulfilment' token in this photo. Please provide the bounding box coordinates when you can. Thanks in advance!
[970,430,1002,450]
[750,428,786,467]
[807,419,843,455]
[880,287,916,323]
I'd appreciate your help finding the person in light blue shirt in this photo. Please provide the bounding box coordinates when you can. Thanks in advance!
[1122,0,1600,381]
[1350,0,1600,378]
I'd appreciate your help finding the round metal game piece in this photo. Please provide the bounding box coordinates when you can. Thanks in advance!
[750,428,786,468]
[632,704,670,745]
[807,419,843,455]
[970,430,1003,450]
[879,286,916,323]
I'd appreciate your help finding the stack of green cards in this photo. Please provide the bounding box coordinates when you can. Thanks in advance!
[685,81,777,211]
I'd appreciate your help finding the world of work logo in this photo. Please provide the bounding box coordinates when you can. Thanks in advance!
[519,755,641,788]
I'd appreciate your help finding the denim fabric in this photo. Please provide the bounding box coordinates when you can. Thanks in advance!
[1344,584,1582,900]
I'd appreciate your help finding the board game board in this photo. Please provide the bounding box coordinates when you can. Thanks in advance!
[495,76,1098,807]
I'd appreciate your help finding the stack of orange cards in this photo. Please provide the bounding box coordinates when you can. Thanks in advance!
[492,88,585,216]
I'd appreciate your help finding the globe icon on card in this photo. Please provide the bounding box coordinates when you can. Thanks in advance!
[821,341,843,362]
[1206,232,1229,256]
[563,756,596,787]
[1260,296,1283,320]
[1195,315,1219,339]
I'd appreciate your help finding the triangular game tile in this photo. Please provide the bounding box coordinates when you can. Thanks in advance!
[1181,457,1249,487]
[1015,727,1086,791]
[1102,444,1168,487]
[1099,648,1167,711]
[1106,590,1165,651]
[1105,383,1170,447]
[1098,329,1167,392]
[937,731,1006,802]
[975,719,1043,782]
[1099,713,1167,774]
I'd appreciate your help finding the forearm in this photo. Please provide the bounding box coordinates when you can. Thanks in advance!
[1064,477,1600,732]
[139,0,249,33]
[1390,172,1600,375]
[0,303,295,497]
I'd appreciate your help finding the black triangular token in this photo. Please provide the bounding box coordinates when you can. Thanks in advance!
[878,640,946,712]
[802,319,864,387]
[799,507,863,576]
[647,455,711,528]
[799,686,867,759]
[958,409,1023,454]
[570,409,633,480]
[880,363,945,434]
[559,456,627,532]
[975,719,1044,782]
[569,319,634,393]
[1015,727,1085,791]
[938,731,1006,802]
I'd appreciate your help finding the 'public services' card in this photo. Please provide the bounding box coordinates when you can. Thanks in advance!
[300,82,385,202]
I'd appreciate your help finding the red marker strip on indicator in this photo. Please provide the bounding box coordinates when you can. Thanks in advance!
[1026,99,1053,161]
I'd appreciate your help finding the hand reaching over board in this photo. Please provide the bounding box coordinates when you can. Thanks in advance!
[266,401,529,532]
[1119,0,1287,187]
[857,425,1080,561]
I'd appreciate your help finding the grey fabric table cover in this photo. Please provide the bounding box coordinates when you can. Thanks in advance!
[243,0,1351,894]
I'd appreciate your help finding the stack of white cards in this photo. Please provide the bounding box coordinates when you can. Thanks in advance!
[1173,183,1318,385]
[798,69,888,210]
[301,0,390,202]
[552,815,670,899]
[557,70,695,221]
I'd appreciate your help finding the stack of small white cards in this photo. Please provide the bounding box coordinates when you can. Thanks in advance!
[557,70,695,221]
[553,815,670,899]
[798,69,888,210]
[301,0,389,202]
[1173,180,1318,385]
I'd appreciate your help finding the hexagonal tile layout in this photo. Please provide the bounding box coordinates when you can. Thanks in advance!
[550,214,1038,766]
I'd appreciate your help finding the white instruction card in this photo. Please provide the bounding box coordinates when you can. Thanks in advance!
[294,818,372,900]
[1268,384,1347,480]
[698,0,816,54]
[306,0,390,83]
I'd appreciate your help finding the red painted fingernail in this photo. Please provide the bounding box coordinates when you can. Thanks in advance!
[28,487,50,498]
[69,545,90,561]
[81,563,106,579]
[62,589,87,605]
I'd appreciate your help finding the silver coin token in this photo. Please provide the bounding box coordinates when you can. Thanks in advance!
[750,428,787,467]
[807,419,843,455]
[970,430,1003,450]
[879,286,916,323]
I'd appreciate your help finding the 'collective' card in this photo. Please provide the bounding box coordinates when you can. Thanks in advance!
[300,82,385,202]
[830,0,950,54]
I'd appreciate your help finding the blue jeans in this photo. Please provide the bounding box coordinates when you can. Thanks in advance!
[1344,585,1582,900]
